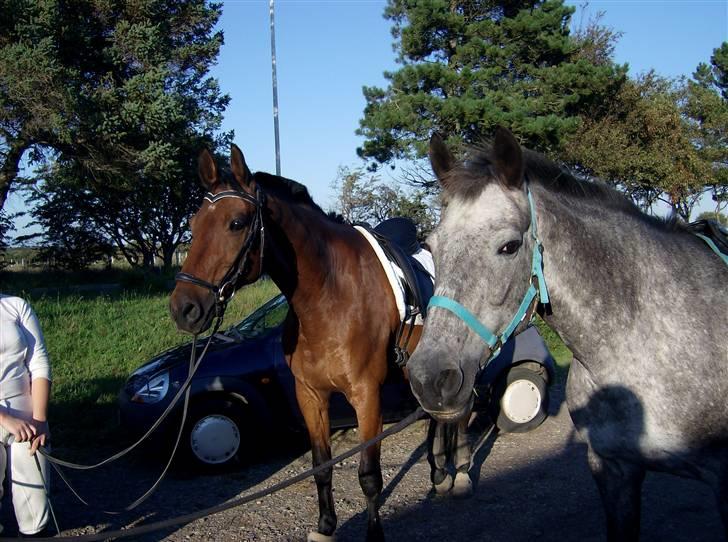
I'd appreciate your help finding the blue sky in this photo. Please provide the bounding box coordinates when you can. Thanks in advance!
[7,0,728,235]
[211,0,727,210]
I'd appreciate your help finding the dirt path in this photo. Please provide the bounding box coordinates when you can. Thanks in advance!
[5,381,724,541]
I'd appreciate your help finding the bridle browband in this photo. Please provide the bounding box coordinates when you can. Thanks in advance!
[175,186,266,317]
[427,183,550,370]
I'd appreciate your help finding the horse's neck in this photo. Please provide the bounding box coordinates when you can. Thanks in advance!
[533,187,675,361]
[262,197,351,313]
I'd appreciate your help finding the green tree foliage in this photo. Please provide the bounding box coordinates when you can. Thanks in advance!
[564,42,728,221]
[563,73,709,219]
[697,211,727,226]
[1,0,229,268]
[682,42,728,215]
[357,0,626,164]
[333,167,438,237]
[0,211,13,268]
[19,181,115,271]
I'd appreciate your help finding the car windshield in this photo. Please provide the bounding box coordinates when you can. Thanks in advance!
[226,294,288,339]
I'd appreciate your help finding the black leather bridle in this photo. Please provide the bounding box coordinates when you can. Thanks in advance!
[175,186,266,317]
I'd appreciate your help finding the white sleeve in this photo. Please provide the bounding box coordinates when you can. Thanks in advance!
[19,301,52,382]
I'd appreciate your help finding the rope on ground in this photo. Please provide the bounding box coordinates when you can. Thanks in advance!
[0,407,425,542]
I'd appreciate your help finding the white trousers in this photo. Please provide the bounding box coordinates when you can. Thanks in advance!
[0,394,49,535]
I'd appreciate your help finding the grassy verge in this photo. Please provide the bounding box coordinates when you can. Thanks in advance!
[3,275,279,455]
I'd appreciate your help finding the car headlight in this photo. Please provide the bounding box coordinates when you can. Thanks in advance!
[131,371,170,404]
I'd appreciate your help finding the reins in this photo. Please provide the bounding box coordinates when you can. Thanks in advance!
[428,184,550,369]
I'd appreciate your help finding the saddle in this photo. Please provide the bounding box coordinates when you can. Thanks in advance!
[370,217,434,320]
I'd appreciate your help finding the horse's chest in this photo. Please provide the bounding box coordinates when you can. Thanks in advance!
[284,335,352,391]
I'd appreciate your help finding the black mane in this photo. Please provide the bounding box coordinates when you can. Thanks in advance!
[250,172,346,223]
[447,144,685,233]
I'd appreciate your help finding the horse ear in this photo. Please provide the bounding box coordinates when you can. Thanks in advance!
[197,149,219,191]
[492,127,524,189]
[230,144,253,187]
[429,132,455,190]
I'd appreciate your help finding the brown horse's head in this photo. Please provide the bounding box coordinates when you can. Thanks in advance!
[170,145,265,334]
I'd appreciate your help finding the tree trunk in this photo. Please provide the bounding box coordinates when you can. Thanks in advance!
[0,138,30,210]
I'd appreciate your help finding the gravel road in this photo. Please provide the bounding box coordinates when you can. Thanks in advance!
[2,381,724,541]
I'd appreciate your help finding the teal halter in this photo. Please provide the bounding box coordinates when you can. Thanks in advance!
[428,186,549,366]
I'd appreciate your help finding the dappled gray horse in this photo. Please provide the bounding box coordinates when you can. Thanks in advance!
[407,127,728,540]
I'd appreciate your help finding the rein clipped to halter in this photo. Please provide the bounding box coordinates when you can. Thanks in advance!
[175,186,266,316]
[428,184,549,369]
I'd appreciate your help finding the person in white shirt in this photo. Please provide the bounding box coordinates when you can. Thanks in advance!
[0,295,51,537]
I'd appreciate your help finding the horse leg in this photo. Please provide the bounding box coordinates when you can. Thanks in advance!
[351,386,385,542]
[427,418,453,495]
[587,447,645,542]
[297,384,337,542]
[451,414,473,498]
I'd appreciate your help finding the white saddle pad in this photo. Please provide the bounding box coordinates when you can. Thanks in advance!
[355,225,435,325]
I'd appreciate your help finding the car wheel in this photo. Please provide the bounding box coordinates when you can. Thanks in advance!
[491,366,548,433]
[181,396,252,471]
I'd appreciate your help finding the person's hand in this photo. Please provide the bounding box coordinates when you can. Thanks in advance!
[0,413,36,443]
[29,419,50,455]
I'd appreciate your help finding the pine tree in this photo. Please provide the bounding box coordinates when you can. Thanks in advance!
[357,0,626,165]
[0,0,230,268]
[683,42,728,215]
[0,0,228,206]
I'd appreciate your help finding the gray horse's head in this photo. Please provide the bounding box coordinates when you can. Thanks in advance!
[409,127,536,422]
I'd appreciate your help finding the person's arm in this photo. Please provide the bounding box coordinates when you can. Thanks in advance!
[29,377,50,454]
[18,300,52,454]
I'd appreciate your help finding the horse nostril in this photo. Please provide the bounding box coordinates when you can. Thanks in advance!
[182,302,201,324]
[435,368,463,401]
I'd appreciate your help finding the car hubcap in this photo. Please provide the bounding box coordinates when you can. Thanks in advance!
[502,379,541,424]
[190,414,241,464]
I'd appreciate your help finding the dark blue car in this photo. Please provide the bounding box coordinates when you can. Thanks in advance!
[119,294,555,470]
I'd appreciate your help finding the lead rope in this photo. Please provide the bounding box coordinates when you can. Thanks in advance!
[34,453,60,536]
[38,317,223,516]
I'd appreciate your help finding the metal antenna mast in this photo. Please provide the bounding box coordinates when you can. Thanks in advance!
[269,0,281,176]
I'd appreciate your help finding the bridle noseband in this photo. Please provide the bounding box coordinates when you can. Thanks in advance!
[427,184,550,369]
[175,186,266,317]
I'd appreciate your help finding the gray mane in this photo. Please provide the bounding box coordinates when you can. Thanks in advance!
[447,144,685,234]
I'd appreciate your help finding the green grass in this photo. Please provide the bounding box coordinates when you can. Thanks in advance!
[533,316,573,380]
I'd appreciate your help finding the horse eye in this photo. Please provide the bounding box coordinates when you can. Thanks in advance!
[499,240,521,255]
[229,219,246,232]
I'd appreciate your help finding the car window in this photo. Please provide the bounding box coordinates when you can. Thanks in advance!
[228,295,289,339]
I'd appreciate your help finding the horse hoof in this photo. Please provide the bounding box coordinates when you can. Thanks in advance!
[308,532,336,542]
[433,473,453,495]
[452,472,473,498]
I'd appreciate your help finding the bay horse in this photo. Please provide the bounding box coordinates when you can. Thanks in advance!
[407,127,728,540]
[169,146,470,542]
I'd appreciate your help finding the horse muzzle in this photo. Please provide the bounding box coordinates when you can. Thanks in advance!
[169,287,216,335]
[408,354,473,422]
